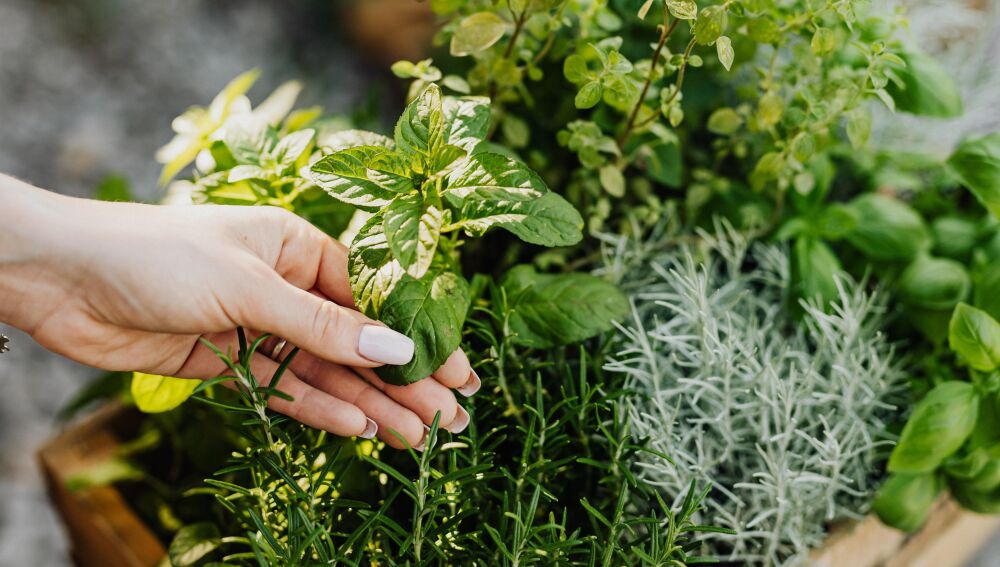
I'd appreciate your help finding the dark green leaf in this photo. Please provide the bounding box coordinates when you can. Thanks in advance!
[872,474,941,532]
[791,238,841,306]
[500,265,629,348]
[897,255,970,311]
[948,133,1000,217]
[949,303,1000,372]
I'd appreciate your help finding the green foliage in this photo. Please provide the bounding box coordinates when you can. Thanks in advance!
[949,133,1000,217]
[131,372,200,414]
[887,381,979,474]
[887,49,964,118]
[872,473,942,532]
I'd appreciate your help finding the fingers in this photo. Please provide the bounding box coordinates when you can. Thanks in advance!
[354,366,469,435]
[172,333,374,438]
[432,349,481,397]
[238,274,415,368]
[288,351,428,450]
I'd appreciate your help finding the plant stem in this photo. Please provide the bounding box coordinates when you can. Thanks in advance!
[488,5,529,102]
[617,12,679,151]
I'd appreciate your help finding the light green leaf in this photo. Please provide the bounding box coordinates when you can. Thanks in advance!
[349,215,406,317]
[716,35,734,71]
[309,146,412,211]
[317,129,394,152]
[500,265,629,348]
[602,75,638,110]
[888,381,979,473]
[131,372,200,413]
[264,129,314,169]
[811,27,836,55]
[450,12,508,57]
[563,54,591,84]
[599,164,625,197]
[888,50,964,118]
[948,133,1000,217]
[501,115,530,149]
[706,108,743,134]
[383,194,445,279]
[791,238,841,306]
[846,108,872,148]
[873,474,941,532]
[227,165,267,183]
[441,96,491,152]
[394,85,445,169]
[665,0,697,20]
[441,74,471,94]
[224,119,274,165]
[65,456,144,491]
[950,303,1000,372]
[375,271,470,385]
[169,523,222,567]
[575,81,603,109]
[637,0,655,19]
[693,6,725,45]
[252,80,303,126]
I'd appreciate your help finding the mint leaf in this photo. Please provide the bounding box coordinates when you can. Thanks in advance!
[264,128,314,170]
[349,215,406,316]
[375,271,470,385]
[383,193,446,279]
[500,265,629,348]
[445,153,583,246]
[310,146,412,211]
[318,129,394,152]
[442,96,491,152]
[394,84,445,167]
[224,119,275,165]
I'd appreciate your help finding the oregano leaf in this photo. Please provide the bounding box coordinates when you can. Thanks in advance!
[375,271,470,385]
[383,193,446,279]
[449,12,508,57]
[716,35,734,71]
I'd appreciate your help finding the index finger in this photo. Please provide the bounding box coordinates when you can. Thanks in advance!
[270,211,357,308]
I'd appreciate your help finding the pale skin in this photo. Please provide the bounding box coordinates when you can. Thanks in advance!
[0,173,479,449]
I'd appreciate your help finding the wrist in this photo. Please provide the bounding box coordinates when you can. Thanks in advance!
[0,175,75,331]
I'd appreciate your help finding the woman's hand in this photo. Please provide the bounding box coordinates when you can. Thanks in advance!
[0,174,480,449]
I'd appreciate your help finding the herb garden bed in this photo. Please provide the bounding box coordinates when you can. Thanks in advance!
[41,403,1000,567]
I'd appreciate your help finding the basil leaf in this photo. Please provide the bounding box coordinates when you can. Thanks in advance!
[375,271,470,385]
[845,194,930,262]
[791,237,841,306]
[455,191,583,247]
[394,84,445,167]
[442,96,491,152]
[948,133,1000,217]
[888,381,979,473]
[349,215,406,317]
[500,265,628,348]
[383,193,446,279]
[131,372,200,413]
[872,473,941,532]
[949,303,1000,372]
[310,146,412,211]
[887,49,963,118]
[897,255,970,311]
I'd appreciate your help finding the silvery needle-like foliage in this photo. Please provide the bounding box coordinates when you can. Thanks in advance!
[601,226,906,566]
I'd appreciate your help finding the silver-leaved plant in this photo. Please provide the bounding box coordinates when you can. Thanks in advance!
[599,224,906,567]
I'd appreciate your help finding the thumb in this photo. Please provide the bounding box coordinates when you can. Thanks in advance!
[239,273,414,368]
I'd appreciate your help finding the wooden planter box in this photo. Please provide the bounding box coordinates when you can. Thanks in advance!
[39,404,1000,567]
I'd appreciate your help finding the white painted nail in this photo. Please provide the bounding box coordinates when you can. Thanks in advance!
[446,405,470,434]
[360,418,378,439]
[358,325,414,365]
[414,425,431,452]
[456,369,481,397]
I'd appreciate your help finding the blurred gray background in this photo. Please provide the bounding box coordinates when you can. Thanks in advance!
[1,0,999,565]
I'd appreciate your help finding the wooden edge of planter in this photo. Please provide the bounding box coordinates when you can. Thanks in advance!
[37,402,166,567]
[812,496,1000,567]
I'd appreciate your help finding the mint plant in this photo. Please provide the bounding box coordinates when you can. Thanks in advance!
[308,84,583,383]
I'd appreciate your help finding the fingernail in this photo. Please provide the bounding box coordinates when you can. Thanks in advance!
[456,369,481,397]
[414,425,430,452]
[446,405,470,434]
[358,325,414,365]
[360,418,378,439]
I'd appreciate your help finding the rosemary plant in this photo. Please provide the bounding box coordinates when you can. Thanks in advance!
[601,225,906,567]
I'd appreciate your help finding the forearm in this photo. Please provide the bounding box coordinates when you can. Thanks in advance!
[0,175,77,331]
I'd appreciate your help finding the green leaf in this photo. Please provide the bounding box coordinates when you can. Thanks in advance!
[845,194,930,262]
[846,108,872,148]
[500,265,629,348]
[224,119,275,165]
[445,153,583,246]
[948,133,1000,217]
[450,12,508,57]
[169,523,222,567]
[897,255,970,311]
[563,54,591,84]
[264,129,314,170]
[131,372,200,413]
[791,238,841,306]
[706,108,743,135]
[318,129,394,152]
[598,164,625,197]
[309,146,413,211]
[394,84,445,166]
[810,27,836,56]
[375,271,470,385]
[575,81,603,109]
[637,0,655,20]
[95,174,133,202]
[949,303,1000,372]
[349,215,406,317]
[693,6,726,45]
[716,35,734,71]
[383,194,446,279]
[888,50,964,118]
[442,96,491,152]
[602,75,638,110]
[888,381,979,473]
[665,0,697,20]
[65,456,144,491]
[872,474,941,532]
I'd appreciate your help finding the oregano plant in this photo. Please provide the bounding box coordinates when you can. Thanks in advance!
[308,83,583,384]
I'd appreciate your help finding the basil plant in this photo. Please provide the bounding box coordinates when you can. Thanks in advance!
[309,84,583,384]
